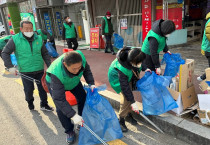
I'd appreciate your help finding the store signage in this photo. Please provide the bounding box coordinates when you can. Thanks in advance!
[142,0,152,41]
[90,27,99,48]
[65,0,86,3]
[35,0,48,6]
[56,12,62,35]
[120,19,127,29]
[44,13,53,35]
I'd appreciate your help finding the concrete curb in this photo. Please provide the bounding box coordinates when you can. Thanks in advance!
[99,90,210,145]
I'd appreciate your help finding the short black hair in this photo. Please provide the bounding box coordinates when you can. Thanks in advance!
[128,48,146,65]
[64,16,69,20]
[20,20,33,28]
[63,51,82,66]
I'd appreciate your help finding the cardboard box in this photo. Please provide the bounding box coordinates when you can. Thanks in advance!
[205,68,210,81]
[197,94,210,125]
[179,59,194,92]
[199,80,209,94]
[168,85,198,115]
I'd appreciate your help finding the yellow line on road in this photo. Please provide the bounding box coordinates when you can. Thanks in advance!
[15,78,127,145]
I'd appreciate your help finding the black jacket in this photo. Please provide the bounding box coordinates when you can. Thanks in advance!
[62,22,78,40]
[48,61,95,118]
[1,34,51,74]
[148,19,168,68]
[116,48,140,104]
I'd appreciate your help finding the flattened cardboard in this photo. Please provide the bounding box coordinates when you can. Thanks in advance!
[181,85,197,110]
[199,80,209,92]
[205,68,210,81]
[167,87,180,100]
[197,109,210,125]
[179,59,194,92]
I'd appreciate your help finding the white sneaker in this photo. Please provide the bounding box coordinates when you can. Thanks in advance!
[197,76,203,81]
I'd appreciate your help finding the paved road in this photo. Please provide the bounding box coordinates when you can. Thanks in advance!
[0,45,190,145]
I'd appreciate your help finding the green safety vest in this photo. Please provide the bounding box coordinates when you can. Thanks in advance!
[102,16,109,34]
[37,29,47,41]
[141,30,166,55]
[13,32,44,72]
[201,19,210,52]
[46,50,86,90]
[108,58,141,93]
[0,35,11,50]
[63,22,76,39]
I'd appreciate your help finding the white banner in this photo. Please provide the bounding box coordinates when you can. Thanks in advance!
[65,0,86,3]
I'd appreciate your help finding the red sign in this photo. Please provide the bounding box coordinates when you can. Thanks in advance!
[156,4,182,30]
[142,0,152,41]
[90,28,99,48]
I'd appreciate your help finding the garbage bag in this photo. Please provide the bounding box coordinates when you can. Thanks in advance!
[78,85,123,145]
[45,42,59,58]
[113,33,124,49]
[136,72,178,115]
[161,53,185,77]
[10,54,17,66]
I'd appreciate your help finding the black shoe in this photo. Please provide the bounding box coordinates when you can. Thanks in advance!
[112,52,116,55]
[40,104,54,111]
[125,113,137,125]
[119,117,128,132]
[105,51,111,53]
[28,102,34,110]
[66,131,76,145]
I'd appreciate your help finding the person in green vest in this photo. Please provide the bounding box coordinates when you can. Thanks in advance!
[36,29,57,51]
[1,20,53,111]
[0,35,11,57]
[108,47,146,132]
[62,16,78,50]
[46,51,95,144]
[141,19,175,75]
[102,11,116,55]
[197,12,210,81]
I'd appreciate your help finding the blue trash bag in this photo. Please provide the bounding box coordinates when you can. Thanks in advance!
[113,33,124,49]
[136,72,178,115]
[10,54,17,66]
[45,42,59,58]
[161,53,185,77]
[78,84,123,145]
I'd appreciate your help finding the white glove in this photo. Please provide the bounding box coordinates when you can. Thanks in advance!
[47,39,50,42]
[71,114,84,126]
[90,85,96,92]
[8,67,18,75]
[102,35,105,39]
[145,68,152,73]
[131,102,139,114]
[166,51,171,55]
[155,67,161,75]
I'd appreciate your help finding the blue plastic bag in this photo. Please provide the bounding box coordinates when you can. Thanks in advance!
[45,42,59,58]
[113,33,124,49]
[10,54,17,66]
[78,85,123,145]
[161,53,185,77]
[136,72,178,115]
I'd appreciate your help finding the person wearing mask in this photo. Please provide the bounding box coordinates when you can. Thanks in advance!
[62,16,78,50]
[141,19,175,75]
[108,47,146,132]
[46,50,95,144]
[1,20,53,111]
[36,29,57,51]
[102,11,116,55]
[197,12,210,81]
[0,35,11,57]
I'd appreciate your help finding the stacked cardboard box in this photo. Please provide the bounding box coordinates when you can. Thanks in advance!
[168,59,198,116]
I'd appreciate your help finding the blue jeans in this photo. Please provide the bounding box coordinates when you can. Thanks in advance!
[47,81,86,134]
[21,71,48,106]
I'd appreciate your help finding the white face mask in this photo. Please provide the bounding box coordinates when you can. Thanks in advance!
[107,16,111,19]
[165,34,170,37]
[23,32,34,38]
[68,18,71,22]
[132,63,142,68]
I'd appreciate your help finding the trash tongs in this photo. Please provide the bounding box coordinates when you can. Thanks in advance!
[17,72,41,84]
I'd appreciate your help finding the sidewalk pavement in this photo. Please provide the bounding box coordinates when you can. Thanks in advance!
[54,39,210,145]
